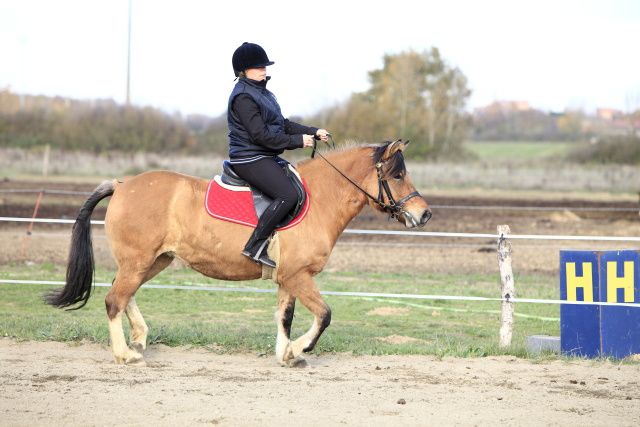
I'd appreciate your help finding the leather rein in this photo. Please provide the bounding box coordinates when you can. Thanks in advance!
[312,136,421,221]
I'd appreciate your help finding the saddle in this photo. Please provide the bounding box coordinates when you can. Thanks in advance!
[205,158,310,230]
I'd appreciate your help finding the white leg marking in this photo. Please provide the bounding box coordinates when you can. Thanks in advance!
[125,297,149,352]
[291,318,320,358]
[274,310,294,365]
[108,311,144,365]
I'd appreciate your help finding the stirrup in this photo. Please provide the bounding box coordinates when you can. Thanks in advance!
[242,251,276,268]
[255,253,277,268]
[242,238,276,268]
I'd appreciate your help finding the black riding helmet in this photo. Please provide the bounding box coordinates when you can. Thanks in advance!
[232,42,275,77]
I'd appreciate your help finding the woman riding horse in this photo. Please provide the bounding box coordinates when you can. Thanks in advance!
[45,140,432,366]
[228,42,330,267]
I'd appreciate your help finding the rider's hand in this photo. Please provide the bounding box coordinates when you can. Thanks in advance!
[316,129,330,142]
[302,134,315,148]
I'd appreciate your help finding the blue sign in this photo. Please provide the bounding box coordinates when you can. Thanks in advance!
[560,250,640,358]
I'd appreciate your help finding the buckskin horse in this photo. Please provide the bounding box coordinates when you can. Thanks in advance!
[46,140,432,366]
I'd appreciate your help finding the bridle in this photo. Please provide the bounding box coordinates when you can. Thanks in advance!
[312,137,422,222]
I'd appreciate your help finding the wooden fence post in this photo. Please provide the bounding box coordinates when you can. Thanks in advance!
[497,224,515,348]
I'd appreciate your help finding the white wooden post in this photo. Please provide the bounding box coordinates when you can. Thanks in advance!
[497,224,515,348]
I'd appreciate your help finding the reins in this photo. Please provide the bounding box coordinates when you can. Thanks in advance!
[311,136,421,220]
[311,134,336,159]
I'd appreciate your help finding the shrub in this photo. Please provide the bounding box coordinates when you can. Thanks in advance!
[568,135,640,164]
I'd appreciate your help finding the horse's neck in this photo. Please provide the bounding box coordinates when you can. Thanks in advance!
[300,149,372,243]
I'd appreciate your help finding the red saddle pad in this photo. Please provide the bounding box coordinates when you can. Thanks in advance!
[205,176,310,230]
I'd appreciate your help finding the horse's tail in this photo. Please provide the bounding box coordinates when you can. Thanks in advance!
[45,180,115,309]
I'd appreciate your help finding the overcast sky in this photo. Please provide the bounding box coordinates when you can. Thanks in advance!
[1,0,639,118]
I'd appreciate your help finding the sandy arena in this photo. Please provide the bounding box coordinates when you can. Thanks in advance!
[1,339,639,426]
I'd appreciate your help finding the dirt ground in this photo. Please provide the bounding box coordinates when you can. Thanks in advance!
[3,181,638,302]
[0,339,638,426]
[1,178,639,275]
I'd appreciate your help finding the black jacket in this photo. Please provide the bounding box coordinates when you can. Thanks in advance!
[227,77,317,159]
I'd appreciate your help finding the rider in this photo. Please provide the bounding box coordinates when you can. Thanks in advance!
[227,42,330,267]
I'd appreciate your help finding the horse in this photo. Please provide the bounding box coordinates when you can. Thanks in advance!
[45,140,432,366]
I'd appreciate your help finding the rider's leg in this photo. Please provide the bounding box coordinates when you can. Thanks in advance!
[232,157,298,267]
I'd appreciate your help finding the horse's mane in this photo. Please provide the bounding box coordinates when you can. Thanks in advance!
[299,140,406,179]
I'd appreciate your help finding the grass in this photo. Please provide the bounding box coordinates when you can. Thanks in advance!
[465,141,574,162]
[0,262,560,358]
[407,145,640,194]
[5,143,639,195]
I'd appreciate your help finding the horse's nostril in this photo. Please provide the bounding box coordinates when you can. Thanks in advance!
[421,209,432,224]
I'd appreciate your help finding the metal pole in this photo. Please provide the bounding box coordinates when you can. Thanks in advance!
[126,0,132,105]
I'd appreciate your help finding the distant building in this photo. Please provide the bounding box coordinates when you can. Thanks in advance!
[508,101,532,112]
[474,100,532,116]
[596,108,623,121]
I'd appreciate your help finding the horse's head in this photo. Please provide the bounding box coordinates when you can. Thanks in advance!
[367,140,432,228]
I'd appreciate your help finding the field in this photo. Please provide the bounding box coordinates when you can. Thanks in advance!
[465,141,574,161]
[3,142,640,194]
[1,145,640,425]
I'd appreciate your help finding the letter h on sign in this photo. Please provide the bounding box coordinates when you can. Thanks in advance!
[560,250,640,359]
[565,262,594,302]
[606,261,634,303]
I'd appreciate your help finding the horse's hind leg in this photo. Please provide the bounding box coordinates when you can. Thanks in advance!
[125,254,173,353]
[106,284,144,365]
[105,257,160,365]
[274,287,296,366]
[125,297,148,354]
[287,275,332,360]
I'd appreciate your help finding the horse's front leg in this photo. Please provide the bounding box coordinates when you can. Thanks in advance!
[287,274,332,360]
[274,287,296,366]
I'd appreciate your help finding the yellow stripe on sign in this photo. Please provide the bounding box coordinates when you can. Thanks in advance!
[566,262,594,302]
[606,261,635,303]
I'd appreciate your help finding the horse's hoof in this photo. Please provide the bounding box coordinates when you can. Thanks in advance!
[283,344,295,361]
[285,356,308,368]
[113,350,145,366]
[127,357,147,367]
[129,342,145,354]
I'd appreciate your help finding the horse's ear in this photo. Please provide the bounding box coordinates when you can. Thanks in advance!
[383,139,408,159]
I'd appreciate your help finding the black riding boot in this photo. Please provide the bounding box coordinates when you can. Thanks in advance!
[242,200,289,268]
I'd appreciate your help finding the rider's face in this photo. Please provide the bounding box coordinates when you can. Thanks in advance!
[245,67,267,81]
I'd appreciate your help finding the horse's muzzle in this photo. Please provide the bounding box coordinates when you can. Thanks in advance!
[403,209,432,228]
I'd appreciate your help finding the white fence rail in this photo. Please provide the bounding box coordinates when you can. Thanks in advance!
[2,279,639,308]
[2,216,640,242]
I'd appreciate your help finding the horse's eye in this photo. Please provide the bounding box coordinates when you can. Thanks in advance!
[393,174,403,180]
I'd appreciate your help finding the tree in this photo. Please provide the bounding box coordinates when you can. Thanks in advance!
[319,48,471,159]
[0,89,195,153]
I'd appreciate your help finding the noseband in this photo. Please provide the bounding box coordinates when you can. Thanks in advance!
[313,142,421,221]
